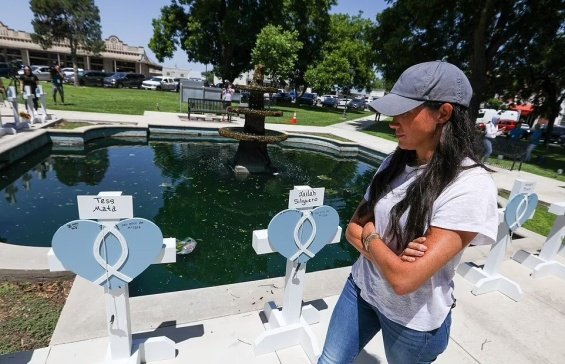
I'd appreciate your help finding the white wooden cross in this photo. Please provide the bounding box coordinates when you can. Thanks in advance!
[35,85,49,123]
[457,179,537,301]
[513,201,565,280]
[252,185,342,363]
[2,86,28,134]
[48,191,177,364]
[23,85,43,125]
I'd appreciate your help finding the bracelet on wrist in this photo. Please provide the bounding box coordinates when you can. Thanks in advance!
[363,232,381,251]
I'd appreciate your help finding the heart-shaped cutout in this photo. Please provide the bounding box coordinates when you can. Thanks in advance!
[267,205,339,263]
[504,193,538,232]
[52,218,164,289]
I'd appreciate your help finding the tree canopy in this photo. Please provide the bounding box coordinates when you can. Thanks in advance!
[251,25,302,87]
[149,0,334,84]
[30,0,105,86]
[372,0,565,126]
[305,13,377,94]
[149,0,284,83]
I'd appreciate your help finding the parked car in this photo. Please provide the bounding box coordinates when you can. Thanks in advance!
[320,95,337,102]
[141,76,176,91]
[0,60,22,78]
[347,98,366,110]
[475,108,499,124]
[497,119,520,134]
[296,92,317,106]
[61,67,84,78]
[28,65,51,81]
[0,62,11,77]
[546,125,565,143]
[289,90,297,101]
[173,77,189,92]
[338,98,351,107]
[103,72,145,88]
[271,92,292,103]
[321,96,339,108]
[77,70,108,86]
[558,133,565,146]
[64,69,85,84]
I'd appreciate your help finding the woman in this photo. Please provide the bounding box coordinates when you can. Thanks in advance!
[482,114,502,161]
[319,61,499,364]
[221,82,234,122]
[19,65,39,110]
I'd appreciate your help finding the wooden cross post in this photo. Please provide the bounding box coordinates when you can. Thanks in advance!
[48,191,177,363]
[513,201,565,280]
[252,186,341,363]
[457,179,538,301]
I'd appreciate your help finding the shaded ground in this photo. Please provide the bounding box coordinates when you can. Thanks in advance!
[0,272,74,355]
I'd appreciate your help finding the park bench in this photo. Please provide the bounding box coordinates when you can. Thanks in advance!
[187,98,231,122]
[491,137,528,171]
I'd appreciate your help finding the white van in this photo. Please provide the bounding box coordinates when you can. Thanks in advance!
[498,110,520,121]
[475,108,499,124]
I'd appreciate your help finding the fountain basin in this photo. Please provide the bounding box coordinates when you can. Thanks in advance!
[0,125,386,296]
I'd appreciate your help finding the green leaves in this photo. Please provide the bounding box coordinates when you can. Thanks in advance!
[30,0,104,55]
[251,25,302,86]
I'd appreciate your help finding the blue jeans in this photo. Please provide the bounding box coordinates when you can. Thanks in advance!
[318,275,451,364]
[482,137,493,161]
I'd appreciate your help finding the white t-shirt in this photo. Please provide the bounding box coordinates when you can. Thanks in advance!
[351,156,498,331]
[223,87,234,102]
[484,122,500,139]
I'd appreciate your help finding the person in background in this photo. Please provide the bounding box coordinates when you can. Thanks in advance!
[509,121,525,141]
[482,114,503,162]
[318,61,498,364]
[50,62,65,105]
[523,124,543,162]
[19,65,39,110]
[221,82,234,122]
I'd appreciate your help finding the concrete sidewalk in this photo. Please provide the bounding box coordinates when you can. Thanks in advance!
[1,110,564,363]
[2,238,565,364]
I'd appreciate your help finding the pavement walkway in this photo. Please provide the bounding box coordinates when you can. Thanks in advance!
[0,109,564,364]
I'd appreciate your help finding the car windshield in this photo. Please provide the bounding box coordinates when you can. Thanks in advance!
[151,77,162,82]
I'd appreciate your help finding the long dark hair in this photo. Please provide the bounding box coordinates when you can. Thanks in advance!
[364,102,489,253]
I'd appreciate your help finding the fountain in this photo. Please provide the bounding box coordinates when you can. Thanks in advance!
[218,65,288,175]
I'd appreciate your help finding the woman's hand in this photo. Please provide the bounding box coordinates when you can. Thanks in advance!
[399,237,427,262]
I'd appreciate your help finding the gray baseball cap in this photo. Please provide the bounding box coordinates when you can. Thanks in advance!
[369,61,472,116]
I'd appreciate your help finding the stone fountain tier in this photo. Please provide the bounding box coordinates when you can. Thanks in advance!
[218,127,288,143]
[227,107,283,118]
[220,65,285,175]
[235,84,279,93]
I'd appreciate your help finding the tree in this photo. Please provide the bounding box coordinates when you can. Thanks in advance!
[149,0,284,83]
[304,52,351,94]
[371,0,564,122]
[30,0,105,86]
[493,2,564,143]
[304,13,377,95]
[251,25,302,86]
[280,0,337,90]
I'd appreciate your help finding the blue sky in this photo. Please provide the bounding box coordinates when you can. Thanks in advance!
[1,0,388,73]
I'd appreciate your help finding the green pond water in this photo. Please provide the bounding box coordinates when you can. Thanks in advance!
[0,139,378,296]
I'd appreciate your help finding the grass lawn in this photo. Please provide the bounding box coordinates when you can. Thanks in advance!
[364,119,565,183]
[265,104,372,126]
[0,279,72,355]
[1,79,373,125]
